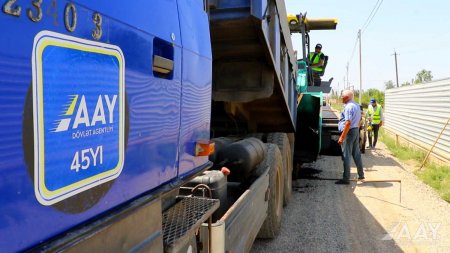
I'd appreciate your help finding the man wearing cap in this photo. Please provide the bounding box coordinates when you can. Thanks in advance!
[336,90,365,184]
[308,44,325,85]
[367,98,384,148]
[308,44,325,86]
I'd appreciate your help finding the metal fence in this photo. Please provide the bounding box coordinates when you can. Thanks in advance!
[385,78,450,162]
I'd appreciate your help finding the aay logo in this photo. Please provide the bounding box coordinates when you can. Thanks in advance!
[32,30,125,206]
[53,94,117,132]
[382,222,441,241]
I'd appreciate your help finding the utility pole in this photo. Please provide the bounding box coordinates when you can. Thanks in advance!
[337,82,340,96]
[343,76,346,90]
[346,62,349,89]
[393,50,399,87]
[358,29,362,103]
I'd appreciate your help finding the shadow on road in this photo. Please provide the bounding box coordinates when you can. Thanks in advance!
[364,149,409,172]
[252,154,404,253]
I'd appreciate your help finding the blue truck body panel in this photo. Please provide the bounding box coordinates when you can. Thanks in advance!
[177,0,212,177]
[0,0,211,252]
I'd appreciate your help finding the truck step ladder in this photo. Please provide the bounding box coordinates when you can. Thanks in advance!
[162,196,219,253]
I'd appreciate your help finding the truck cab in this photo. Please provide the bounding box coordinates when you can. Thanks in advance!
[0,1,298,252]
[1,1,212,251]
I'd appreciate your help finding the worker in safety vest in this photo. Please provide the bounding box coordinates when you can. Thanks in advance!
[308,43,325,73]
[367,98,383,148]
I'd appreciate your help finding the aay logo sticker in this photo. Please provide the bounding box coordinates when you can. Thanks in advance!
[52,94,117,133]
[32,31,125,205]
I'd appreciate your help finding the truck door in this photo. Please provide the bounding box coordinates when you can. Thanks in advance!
[176,0,213,177]
[0,1,182,251]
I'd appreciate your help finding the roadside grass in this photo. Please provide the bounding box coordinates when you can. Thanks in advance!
[379,130,425,162]
[379,129,450,202]
[329,102,343,112]
[418,164,450,202]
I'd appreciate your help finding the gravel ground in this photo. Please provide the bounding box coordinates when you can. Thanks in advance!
[251,142,450,253]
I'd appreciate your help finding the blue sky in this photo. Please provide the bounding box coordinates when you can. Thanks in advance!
[285,0,450,92]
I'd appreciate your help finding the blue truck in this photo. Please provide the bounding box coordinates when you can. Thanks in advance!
[0,1,299,252]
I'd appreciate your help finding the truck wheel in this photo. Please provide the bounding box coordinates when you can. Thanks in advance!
[257,144,284,239]
[267,133,292,206]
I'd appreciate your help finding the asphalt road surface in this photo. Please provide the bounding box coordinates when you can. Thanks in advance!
[251,142,450,253]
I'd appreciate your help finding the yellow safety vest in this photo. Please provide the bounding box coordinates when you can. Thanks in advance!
[368,105,382,124]
[308,52,323,72]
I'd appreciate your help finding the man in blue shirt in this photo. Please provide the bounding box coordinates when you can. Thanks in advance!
[336,90,365,184]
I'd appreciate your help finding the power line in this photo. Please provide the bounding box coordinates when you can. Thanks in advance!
[345,32,359,82]
[345,0,384,88]
[362,0,384,33]
[361,0,381,30]
[348,33,359,64]
[359,30,362,103]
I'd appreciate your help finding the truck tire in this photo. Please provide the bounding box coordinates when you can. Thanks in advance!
[257,144,284,239]
[267,133,292,206]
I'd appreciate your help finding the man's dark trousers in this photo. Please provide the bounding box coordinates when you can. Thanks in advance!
[368,124,380,147]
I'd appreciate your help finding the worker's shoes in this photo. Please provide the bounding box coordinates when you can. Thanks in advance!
[358,176,365,180]
[335,179,350,185]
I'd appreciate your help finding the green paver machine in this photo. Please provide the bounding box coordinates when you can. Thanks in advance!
[289,13,341,163]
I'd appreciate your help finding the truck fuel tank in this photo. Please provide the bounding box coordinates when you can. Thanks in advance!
[216,137,267,182]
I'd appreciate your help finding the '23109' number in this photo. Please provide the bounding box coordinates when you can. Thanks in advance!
[2,0,103,40]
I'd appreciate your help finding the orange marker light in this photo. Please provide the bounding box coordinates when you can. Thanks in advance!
[195,140,215,156]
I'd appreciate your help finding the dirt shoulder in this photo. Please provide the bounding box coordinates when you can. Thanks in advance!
[252,142,450,253]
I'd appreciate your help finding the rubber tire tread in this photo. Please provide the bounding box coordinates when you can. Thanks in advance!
[257,144,284,239]
[267,133,292,206]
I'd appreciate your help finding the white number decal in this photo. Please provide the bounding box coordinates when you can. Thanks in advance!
[71,151,81,172]
[71,146,103,172]
[27,0,42,22]
[2,0,21,17]
[92,12,102,40]
[64,3,77,32]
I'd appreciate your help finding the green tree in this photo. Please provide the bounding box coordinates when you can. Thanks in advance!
[401,81,411,87]
[332,88,385,111]
[364,88,384,106]
[414,69,433,84]
[385,80,395,90]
